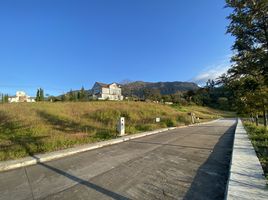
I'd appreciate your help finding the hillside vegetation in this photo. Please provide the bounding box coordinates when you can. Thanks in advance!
[0,102,234,160]
[121,81,199,97]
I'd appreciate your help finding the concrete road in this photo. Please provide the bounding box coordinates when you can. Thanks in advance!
[0,119,236,200]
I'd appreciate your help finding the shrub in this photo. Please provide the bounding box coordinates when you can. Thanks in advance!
[164,118,177,127]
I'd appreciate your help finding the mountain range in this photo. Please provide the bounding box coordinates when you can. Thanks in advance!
[59,81,199,99]
[121,81,199,97]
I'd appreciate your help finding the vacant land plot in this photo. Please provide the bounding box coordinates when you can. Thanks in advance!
[0,101,234,160]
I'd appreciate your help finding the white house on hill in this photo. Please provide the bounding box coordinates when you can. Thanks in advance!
[92,82,123,100]
[8,91,36,103]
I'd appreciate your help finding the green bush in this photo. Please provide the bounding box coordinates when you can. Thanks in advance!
[164,118,177,127]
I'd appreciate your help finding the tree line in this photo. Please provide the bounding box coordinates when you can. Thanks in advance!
[36,87,89,102]
[0,94,9,103]
[59,87,89,102]
[188,0,267,127]
[222,0,267,127]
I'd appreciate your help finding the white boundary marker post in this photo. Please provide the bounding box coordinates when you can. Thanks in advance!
[117,117,125,136]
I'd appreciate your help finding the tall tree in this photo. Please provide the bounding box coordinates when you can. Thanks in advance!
[80,86,86,101]
[3,94,9,103]
[36,89,40,101]
[61,94,67,101]
[225,0,268,126]
[39,88,44,101]
[77,91,81,100]
[69,89,77,101]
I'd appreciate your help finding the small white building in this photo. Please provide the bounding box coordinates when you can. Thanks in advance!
[8,91,36,103]
[92,82,123,100]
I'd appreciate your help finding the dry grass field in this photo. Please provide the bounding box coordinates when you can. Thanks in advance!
[0,101,235,160]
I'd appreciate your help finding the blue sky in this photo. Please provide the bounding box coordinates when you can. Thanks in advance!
[0,0,233,96]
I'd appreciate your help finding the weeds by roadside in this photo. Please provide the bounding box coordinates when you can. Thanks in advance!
[244,121,268,181]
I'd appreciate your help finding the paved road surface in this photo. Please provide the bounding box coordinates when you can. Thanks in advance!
[0,119,236,200]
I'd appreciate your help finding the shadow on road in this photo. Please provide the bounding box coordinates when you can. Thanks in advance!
[183,123,236,200]
[31,155,130,200]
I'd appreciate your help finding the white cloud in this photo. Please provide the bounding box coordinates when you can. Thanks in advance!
[191,55,232,86]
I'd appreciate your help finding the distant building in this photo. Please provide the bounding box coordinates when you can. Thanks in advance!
[8,91,36,103]
[91,82,123,100]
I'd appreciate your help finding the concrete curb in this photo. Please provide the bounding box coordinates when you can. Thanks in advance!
[0,118,220,172]
[225,118,268,200]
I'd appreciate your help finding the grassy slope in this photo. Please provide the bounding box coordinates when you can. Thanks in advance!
[0,101,234,161]
[243,121,268,180]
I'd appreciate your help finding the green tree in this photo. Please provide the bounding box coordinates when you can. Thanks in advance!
[162,94,172,102]
[142,88,151,100]
[61,94,67,101]
[36,88,44,101]
[3,94,9,103]
[225,0,268,126]
[80,86,86,101]
[77,91,81,100]
[185,90,196,102]
[40,88,44,101]
[205,79,215,89]
[77,86,86,101]
[69,89,77,101]
[148,89,161,101]
[170,92,184,104]
[36,89,40,101]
